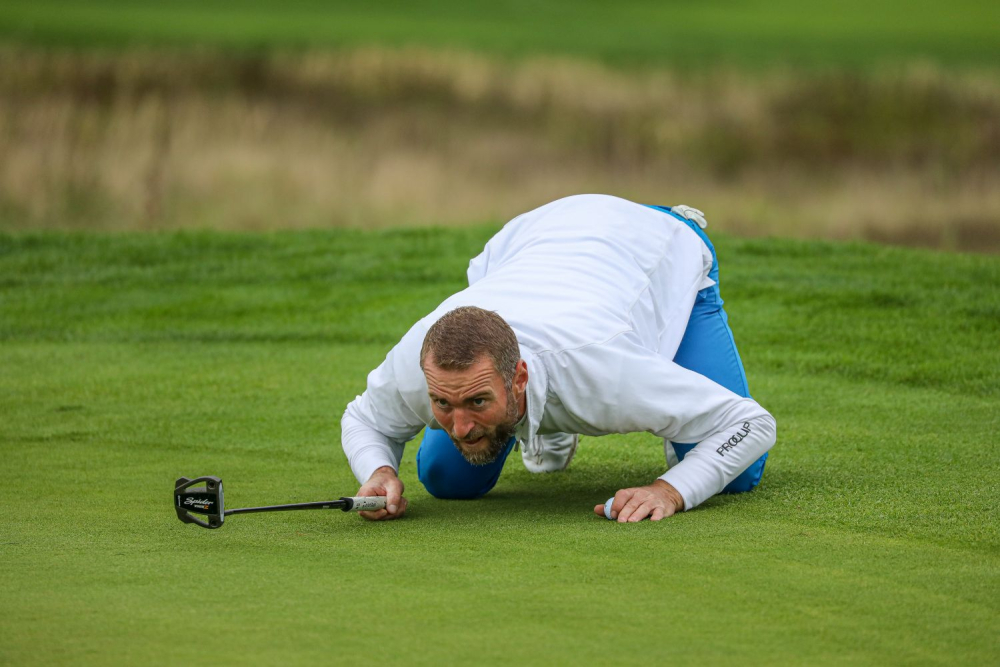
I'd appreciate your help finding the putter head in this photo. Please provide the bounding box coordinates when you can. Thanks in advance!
[175,476,224,529]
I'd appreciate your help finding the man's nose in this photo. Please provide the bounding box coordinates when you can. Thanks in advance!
[452,410,476,439]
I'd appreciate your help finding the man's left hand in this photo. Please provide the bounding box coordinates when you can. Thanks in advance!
[593,479,685,522]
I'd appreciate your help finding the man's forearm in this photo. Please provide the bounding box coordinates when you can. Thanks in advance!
[658,413,776,511]
[341,407,405,484]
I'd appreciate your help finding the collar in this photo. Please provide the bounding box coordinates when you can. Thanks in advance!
[514,344,547,445]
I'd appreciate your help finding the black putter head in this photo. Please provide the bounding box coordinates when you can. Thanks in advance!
[175,476,224,529]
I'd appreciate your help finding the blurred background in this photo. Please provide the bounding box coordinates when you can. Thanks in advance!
[1,0,997,251]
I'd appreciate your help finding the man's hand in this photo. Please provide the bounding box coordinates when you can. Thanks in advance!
[593,479,684,522]
[356,466,408,521]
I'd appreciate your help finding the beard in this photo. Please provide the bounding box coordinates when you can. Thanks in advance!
[451,388,520,466]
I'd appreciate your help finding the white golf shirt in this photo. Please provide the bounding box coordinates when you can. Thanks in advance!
[341,194,776,510]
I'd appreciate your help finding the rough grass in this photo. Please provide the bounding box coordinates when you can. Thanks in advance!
[1,228,998,664]
[2,48,999,251]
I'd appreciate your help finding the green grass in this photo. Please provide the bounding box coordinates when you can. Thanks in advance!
[1,228,998,664]
[1,0,998,69]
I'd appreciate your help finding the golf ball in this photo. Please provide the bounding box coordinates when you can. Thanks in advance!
[604,497,615,520]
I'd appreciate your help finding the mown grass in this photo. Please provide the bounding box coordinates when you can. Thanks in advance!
[1,0,999,69]
[1,228,997,664]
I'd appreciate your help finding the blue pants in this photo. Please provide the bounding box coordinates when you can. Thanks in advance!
[416,205,767,499]
[649,206,768,494]
[417,430,518,500]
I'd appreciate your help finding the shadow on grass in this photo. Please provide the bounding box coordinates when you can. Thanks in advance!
[384,465,793,525]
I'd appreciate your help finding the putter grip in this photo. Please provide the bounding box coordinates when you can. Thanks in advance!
[344,496,388,512]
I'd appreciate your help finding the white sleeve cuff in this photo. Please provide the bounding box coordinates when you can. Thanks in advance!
[659,414,776,511]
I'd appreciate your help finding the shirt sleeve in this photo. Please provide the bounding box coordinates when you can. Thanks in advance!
[341,336,428,484]
[627,353,776,511]
[658,412,776,510]
[558,333,777,510]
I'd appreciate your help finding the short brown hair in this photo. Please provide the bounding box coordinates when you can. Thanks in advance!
[420,306,520,389]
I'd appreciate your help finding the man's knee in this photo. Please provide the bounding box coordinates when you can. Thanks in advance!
[416,428,508,500]
[417,453,486,500]
[721,452,769,494]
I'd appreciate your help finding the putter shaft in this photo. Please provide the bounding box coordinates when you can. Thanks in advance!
[225,500,349,515]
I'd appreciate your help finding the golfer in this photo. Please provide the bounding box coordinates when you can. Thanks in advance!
[341,194,776,522]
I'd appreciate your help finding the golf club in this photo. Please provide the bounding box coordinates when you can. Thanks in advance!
[174,476,387,529]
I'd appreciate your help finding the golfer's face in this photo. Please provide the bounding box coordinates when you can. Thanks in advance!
[424,356,513,460]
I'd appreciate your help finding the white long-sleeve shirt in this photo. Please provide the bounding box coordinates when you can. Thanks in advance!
[341,194,776,510]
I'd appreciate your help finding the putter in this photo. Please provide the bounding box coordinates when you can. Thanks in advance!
[174,476,387,529]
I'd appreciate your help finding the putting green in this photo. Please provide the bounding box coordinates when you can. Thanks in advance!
[1,229,997,664]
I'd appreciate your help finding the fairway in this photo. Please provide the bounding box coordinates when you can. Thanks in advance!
[1,228,997,664]
[2,0,999,69]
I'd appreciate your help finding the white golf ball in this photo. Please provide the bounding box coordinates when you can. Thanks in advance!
[604,497,615,520]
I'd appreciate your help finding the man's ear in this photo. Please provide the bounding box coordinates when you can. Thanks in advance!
[514,359,529,394]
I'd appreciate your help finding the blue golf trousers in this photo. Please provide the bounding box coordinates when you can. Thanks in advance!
[649,205,768,494]
[416,205,767,499]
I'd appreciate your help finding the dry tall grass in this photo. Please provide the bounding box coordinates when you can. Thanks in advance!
[1,47,998,250]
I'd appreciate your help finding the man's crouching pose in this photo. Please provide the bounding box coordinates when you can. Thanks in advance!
[340,194,776,522]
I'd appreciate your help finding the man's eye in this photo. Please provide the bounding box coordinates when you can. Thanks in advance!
[435,399,449,408]
[472,398,486,407]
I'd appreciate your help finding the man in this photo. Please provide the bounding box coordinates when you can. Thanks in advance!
[341,194,776,522]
